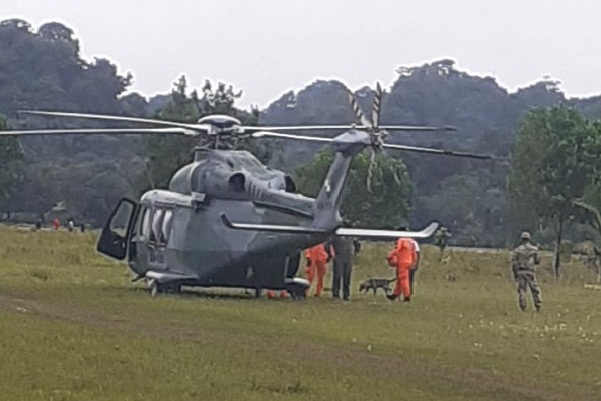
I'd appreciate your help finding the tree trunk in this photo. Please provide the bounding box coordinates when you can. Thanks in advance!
[553,215,563,279]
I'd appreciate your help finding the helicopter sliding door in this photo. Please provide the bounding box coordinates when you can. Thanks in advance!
[96,198,138,260]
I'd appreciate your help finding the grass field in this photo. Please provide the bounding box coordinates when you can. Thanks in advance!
[1,228,600,401]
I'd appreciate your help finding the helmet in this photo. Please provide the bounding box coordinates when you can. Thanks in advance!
[520,231,531,240]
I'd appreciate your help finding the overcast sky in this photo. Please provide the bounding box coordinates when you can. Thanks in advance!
[4,0,601,109]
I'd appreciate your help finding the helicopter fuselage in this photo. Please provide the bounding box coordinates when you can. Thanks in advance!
[104,148,330,293]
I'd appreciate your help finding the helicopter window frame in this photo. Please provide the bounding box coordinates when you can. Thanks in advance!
[139,207,151,238]
[149,208,164,244]
[160,209,174,244]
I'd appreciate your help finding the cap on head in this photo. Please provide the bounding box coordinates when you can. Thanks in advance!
[520,231,531,240]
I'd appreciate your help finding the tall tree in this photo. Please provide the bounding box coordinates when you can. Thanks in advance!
[295,148,413,228]
[508,107,601,277]
[0,115,24,215]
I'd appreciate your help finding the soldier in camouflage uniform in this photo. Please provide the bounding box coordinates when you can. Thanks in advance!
[511,231,542,312]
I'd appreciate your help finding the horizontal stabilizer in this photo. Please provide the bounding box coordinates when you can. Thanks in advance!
[220,213,327,234]
[335,222,439,240]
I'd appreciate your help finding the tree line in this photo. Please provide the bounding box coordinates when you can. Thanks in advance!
[2,18,601,270]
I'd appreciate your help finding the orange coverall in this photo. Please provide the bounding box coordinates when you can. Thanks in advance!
[387,238,417,299]
[305,243,329,296]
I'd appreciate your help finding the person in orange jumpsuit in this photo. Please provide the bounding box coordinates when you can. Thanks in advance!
[52,218,60,231]
[386,229,417,302]
[304,243,329,297]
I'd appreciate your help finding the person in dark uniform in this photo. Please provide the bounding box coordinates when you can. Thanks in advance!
[326,235,354,301]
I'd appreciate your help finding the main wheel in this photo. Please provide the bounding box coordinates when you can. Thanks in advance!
[148,279,160,297]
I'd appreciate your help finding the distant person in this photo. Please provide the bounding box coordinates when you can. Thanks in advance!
[434,227,452,261]
[352,238,361,255]
[511,231,542,312]
[67,218,75,232]
[386,227,417,302]
[409,238,421,295]
[80,223,85,233]
[34,220,42,231]
[52,218,60,231]
[326,234,354,301]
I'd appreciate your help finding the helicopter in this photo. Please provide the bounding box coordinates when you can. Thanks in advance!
[0,83,501,298]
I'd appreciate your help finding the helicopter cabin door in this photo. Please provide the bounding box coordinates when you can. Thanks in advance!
[96,198,138,260]
[146,206,174,270]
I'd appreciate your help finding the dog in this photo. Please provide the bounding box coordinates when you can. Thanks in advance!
[359,277,396,295]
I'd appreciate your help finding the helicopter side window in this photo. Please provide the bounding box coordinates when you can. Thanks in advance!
[139,207,151,237]
[160,210,173,244]
[150,208,163,243]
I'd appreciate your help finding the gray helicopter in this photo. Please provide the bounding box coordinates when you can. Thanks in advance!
[0,83,500,298]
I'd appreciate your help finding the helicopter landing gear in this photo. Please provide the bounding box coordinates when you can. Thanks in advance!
[148,279,160,297]
[287,288,307,300]
[284,277,310,300]
[146,279,180,297]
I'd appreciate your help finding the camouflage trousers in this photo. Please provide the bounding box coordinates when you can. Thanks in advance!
[516,271,542,311]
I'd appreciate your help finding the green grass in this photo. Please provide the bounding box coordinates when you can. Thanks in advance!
[1,228,600,400]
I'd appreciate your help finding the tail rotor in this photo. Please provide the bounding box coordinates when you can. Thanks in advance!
[347,82,386,192]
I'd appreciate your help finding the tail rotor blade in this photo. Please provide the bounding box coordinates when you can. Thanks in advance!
[347,89,371,127]
[372,82,383,129]
[366,149,377,192]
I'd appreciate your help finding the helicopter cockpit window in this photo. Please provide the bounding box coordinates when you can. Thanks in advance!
[150,209,163,243]
[160,210,173,244]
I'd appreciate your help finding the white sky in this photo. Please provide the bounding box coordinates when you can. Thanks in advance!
[4,0,601,109]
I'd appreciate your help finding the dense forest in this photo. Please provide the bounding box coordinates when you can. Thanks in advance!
[2,19,601,251]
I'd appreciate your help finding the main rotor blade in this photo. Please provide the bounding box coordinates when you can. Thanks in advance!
[251,131,505,161]
[0,127,195,136]
[18,110,209,132]
[381,125,456,131]
[243,125,455,133]
[382,143,502,160]
[250,131,333,142]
